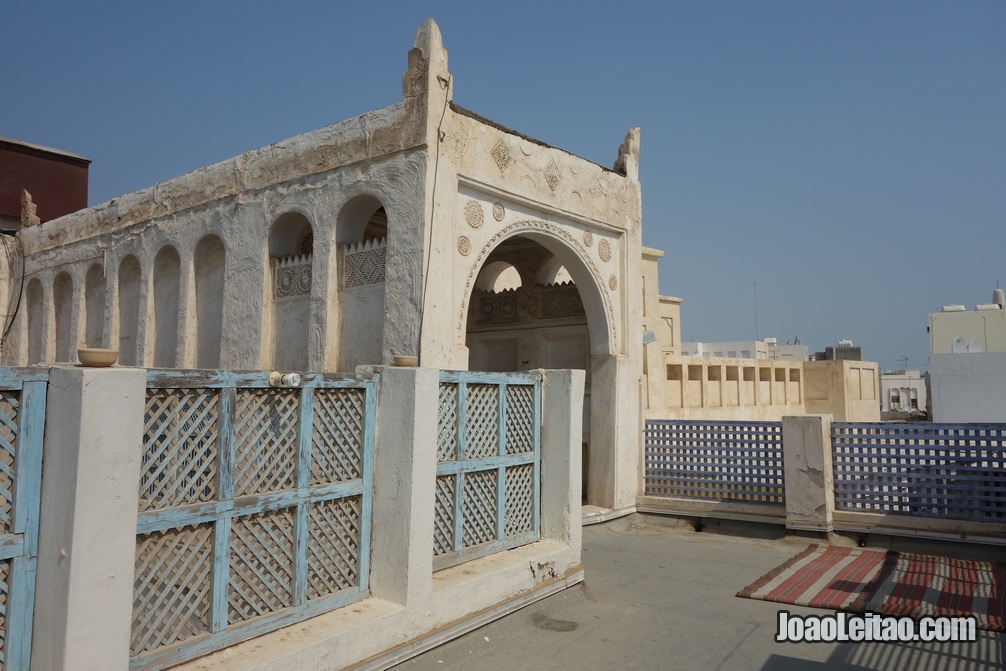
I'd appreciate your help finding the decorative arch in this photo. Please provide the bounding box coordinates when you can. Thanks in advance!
[52,272,74,362]
[269,211,314,258]
[153,246,181,367]
[267,212,313,370]
[336,195,388,245]
[475,261,522,293]
[456,219,616,355]
[118,255,142,366]
[536,256,573,286]
[26,278,44,365]
[84,264,106,348]
[194,235,225,368]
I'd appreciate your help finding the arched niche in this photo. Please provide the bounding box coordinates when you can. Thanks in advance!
[153,246,181,367]
[334,195,388,370]
[536,256,573,286]
[85,264,106,348]
[336,195,388,245]
[475,261,522,293]
[268,212,313,370]
[194,235,225,369]
[118,256,142,366]
[26,278,44,365]
[53,272,74,363]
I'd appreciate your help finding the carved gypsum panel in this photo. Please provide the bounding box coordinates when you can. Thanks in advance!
[476,289,520,323]
[465,201,484,229]
[540,283,585,319]
[274,258,313,298]
[132,524,214,654]
[140,389,218,511]
[342,246,386,289]
[491,139,512,172]
[544,160,561,191]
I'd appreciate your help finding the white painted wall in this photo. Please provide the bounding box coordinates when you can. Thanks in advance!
[929,352,1006,422]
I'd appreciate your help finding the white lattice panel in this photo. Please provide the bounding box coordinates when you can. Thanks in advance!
[464,385,499,459]
[0,557,8,663]
[505,464,534,537]
[437,384,458,462]
[228,509,295,623]
[234,390,298,496]
[0,392,18,535]
[307,497,360,599]
[132,525,213,654]
[433,475,455,556]
[504,385,534,455]
[311,389,364,485]
[462,470,498,548]
[141,389,218,511]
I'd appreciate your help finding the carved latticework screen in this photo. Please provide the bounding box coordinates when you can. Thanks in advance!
[434,371,541,571]
[132,370,376,670]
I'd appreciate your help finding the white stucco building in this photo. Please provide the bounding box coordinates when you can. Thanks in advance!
[928,286,1006,422]
[2,20,650,513]
[880,369,926,416]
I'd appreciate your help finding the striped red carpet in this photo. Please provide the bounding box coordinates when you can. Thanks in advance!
[737,544,1006,632]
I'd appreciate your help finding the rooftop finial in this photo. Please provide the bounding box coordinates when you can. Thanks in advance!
[403,18,451,101]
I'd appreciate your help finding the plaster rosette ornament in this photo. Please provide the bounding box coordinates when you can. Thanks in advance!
[598,239,612,263]
[457,236,471,256]
[492,202,505,221]
[464,201,484,229]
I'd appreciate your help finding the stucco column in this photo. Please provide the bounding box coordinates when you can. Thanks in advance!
[588,354,639,511]
[781,414,835,532]
[369,366,438,605]
[32,366,146,671]
[540,369,584,555]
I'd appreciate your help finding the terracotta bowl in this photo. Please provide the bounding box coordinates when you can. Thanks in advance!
[77,347,118,367]
[393,355,418,367]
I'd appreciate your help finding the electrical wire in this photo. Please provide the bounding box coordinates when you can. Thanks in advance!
[0,232,25,347]
[417,73,452,365]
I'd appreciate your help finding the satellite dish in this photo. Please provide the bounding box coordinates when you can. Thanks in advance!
[968,339,985,353]
[951,337,967,354]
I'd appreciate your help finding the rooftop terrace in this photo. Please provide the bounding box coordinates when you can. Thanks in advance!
[390,515,1005,671]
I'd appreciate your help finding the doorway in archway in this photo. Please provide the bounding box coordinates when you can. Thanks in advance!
[464,236,593,503]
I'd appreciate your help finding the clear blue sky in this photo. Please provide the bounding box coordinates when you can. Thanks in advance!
[5,1,1004,370]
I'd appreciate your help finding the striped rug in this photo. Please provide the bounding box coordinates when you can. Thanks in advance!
[737,544,1006,632]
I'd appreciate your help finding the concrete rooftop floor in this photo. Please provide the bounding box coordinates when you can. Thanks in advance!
[391,515,1005,671]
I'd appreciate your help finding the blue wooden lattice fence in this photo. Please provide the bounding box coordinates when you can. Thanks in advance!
[832,422,1006,521]
[644,419,785,504]
[131,370,376,671]
[434,371,541,570]
[0,369,46,671]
